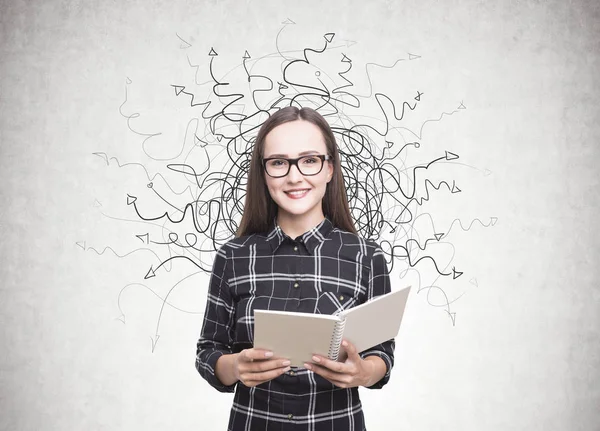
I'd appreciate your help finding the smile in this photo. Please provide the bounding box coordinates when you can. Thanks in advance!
[285,189,310,199]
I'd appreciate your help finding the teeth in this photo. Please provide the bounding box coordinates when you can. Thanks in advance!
[287,189,309,196]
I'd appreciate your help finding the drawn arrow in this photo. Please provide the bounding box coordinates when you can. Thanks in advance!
[150,335,160,352]
[92,152,109,165]
[172,85,185,95]
[145,266,156,279]
[136,233,149,244]
[452,267,463,279]
[194,134,209,147]
[445,151,459,161]
[176,33,192,49]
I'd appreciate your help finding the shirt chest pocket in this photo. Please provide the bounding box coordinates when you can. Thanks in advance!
[315,290,358,315]
[315,255,370,314]
[229,277,279,300]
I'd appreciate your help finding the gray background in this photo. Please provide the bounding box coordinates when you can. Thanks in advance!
[1,0,598,430]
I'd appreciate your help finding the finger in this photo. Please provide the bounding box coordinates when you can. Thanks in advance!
[240,364,278,387]
[303,362,352,386]
[309,354,347,374]
[303,361,342,378]
[328,378,352,388]
[244,348,274,362]
[341,339,361,361]
[246,358,291,373]
[244,366,291,384]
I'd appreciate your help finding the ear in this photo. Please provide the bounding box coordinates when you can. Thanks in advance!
[327,160,334,183]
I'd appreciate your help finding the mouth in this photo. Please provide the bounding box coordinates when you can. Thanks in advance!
[284,189,311,199]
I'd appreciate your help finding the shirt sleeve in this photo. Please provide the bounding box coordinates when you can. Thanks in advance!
[359,243,395,390]
[195,243,238,393]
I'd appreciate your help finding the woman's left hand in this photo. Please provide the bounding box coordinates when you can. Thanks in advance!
[303,339,373,388]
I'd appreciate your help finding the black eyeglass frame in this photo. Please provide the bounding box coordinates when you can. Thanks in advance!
[262,154,332,178]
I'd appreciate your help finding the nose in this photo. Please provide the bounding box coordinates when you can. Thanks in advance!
[286,162,303,181]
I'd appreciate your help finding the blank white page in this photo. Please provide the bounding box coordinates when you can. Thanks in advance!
[339,286,411,356]
[254,310,340,367]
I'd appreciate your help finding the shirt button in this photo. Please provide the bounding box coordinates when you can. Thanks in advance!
[293,246,298,251]
[290,370,295,376]
[288,413,293,419]
[339,295,344,301]
[293,282,299,288]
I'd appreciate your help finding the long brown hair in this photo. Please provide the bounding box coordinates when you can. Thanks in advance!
[236,106,357,237]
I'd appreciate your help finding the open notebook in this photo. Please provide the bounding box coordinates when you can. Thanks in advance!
[253,286,411,367]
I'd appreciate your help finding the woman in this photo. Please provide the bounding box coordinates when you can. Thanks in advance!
[196,106,395,430]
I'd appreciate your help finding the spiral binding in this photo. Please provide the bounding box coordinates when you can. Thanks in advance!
[328,317,347,360]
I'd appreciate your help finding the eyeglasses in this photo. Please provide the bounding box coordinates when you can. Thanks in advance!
[262,154,332,178]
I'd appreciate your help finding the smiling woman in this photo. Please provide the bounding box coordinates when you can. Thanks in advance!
[195,106,395,431]
[262,119,334,237]
[238,106,358,238]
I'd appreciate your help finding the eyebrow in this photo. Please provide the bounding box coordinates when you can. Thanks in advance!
[265,150,320,158]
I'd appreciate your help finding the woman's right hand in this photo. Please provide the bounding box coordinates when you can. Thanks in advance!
[233,349,291,387]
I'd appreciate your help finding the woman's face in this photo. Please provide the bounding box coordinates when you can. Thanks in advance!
[262,119,333,224]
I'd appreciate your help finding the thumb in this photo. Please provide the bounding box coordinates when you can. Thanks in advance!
[342,339,361,361]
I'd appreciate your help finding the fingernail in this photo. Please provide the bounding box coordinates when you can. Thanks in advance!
[304,363,312,370]
[265,351,273,357]
[312,355,320,363]
[282,360,291,366]
[283,366,291,372]
[342,340,348,347]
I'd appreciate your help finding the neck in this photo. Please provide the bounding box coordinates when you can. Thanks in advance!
[277,210,326,239]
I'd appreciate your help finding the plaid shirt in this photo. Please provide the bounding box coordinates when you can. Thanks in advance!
[196,217,395,431]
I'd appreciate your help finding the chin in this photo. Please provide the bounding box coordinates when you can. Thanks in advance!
[275,195,321,217]
[277,204,315,217]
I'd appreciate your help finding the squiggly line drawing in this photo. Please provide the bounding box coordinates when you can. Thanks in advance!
[118,83,162,146]
[86,25,495,344]
[441,217,499,238]
[413,179,461,205]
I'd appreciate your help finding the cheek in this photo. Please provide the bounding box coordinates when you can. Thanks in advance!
[264,177,280,196]
[317,171,331,187]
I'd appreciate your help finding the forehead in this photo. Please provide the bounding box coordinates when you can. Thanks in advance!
[263,120,327,157]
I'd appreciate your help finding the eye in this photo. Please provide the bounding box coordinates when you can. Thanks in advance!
[302,156,318,164]
[268,159,286,167]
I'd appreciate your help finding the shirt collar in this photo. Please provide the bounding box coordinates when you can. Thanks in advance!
[265,216,334,255]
